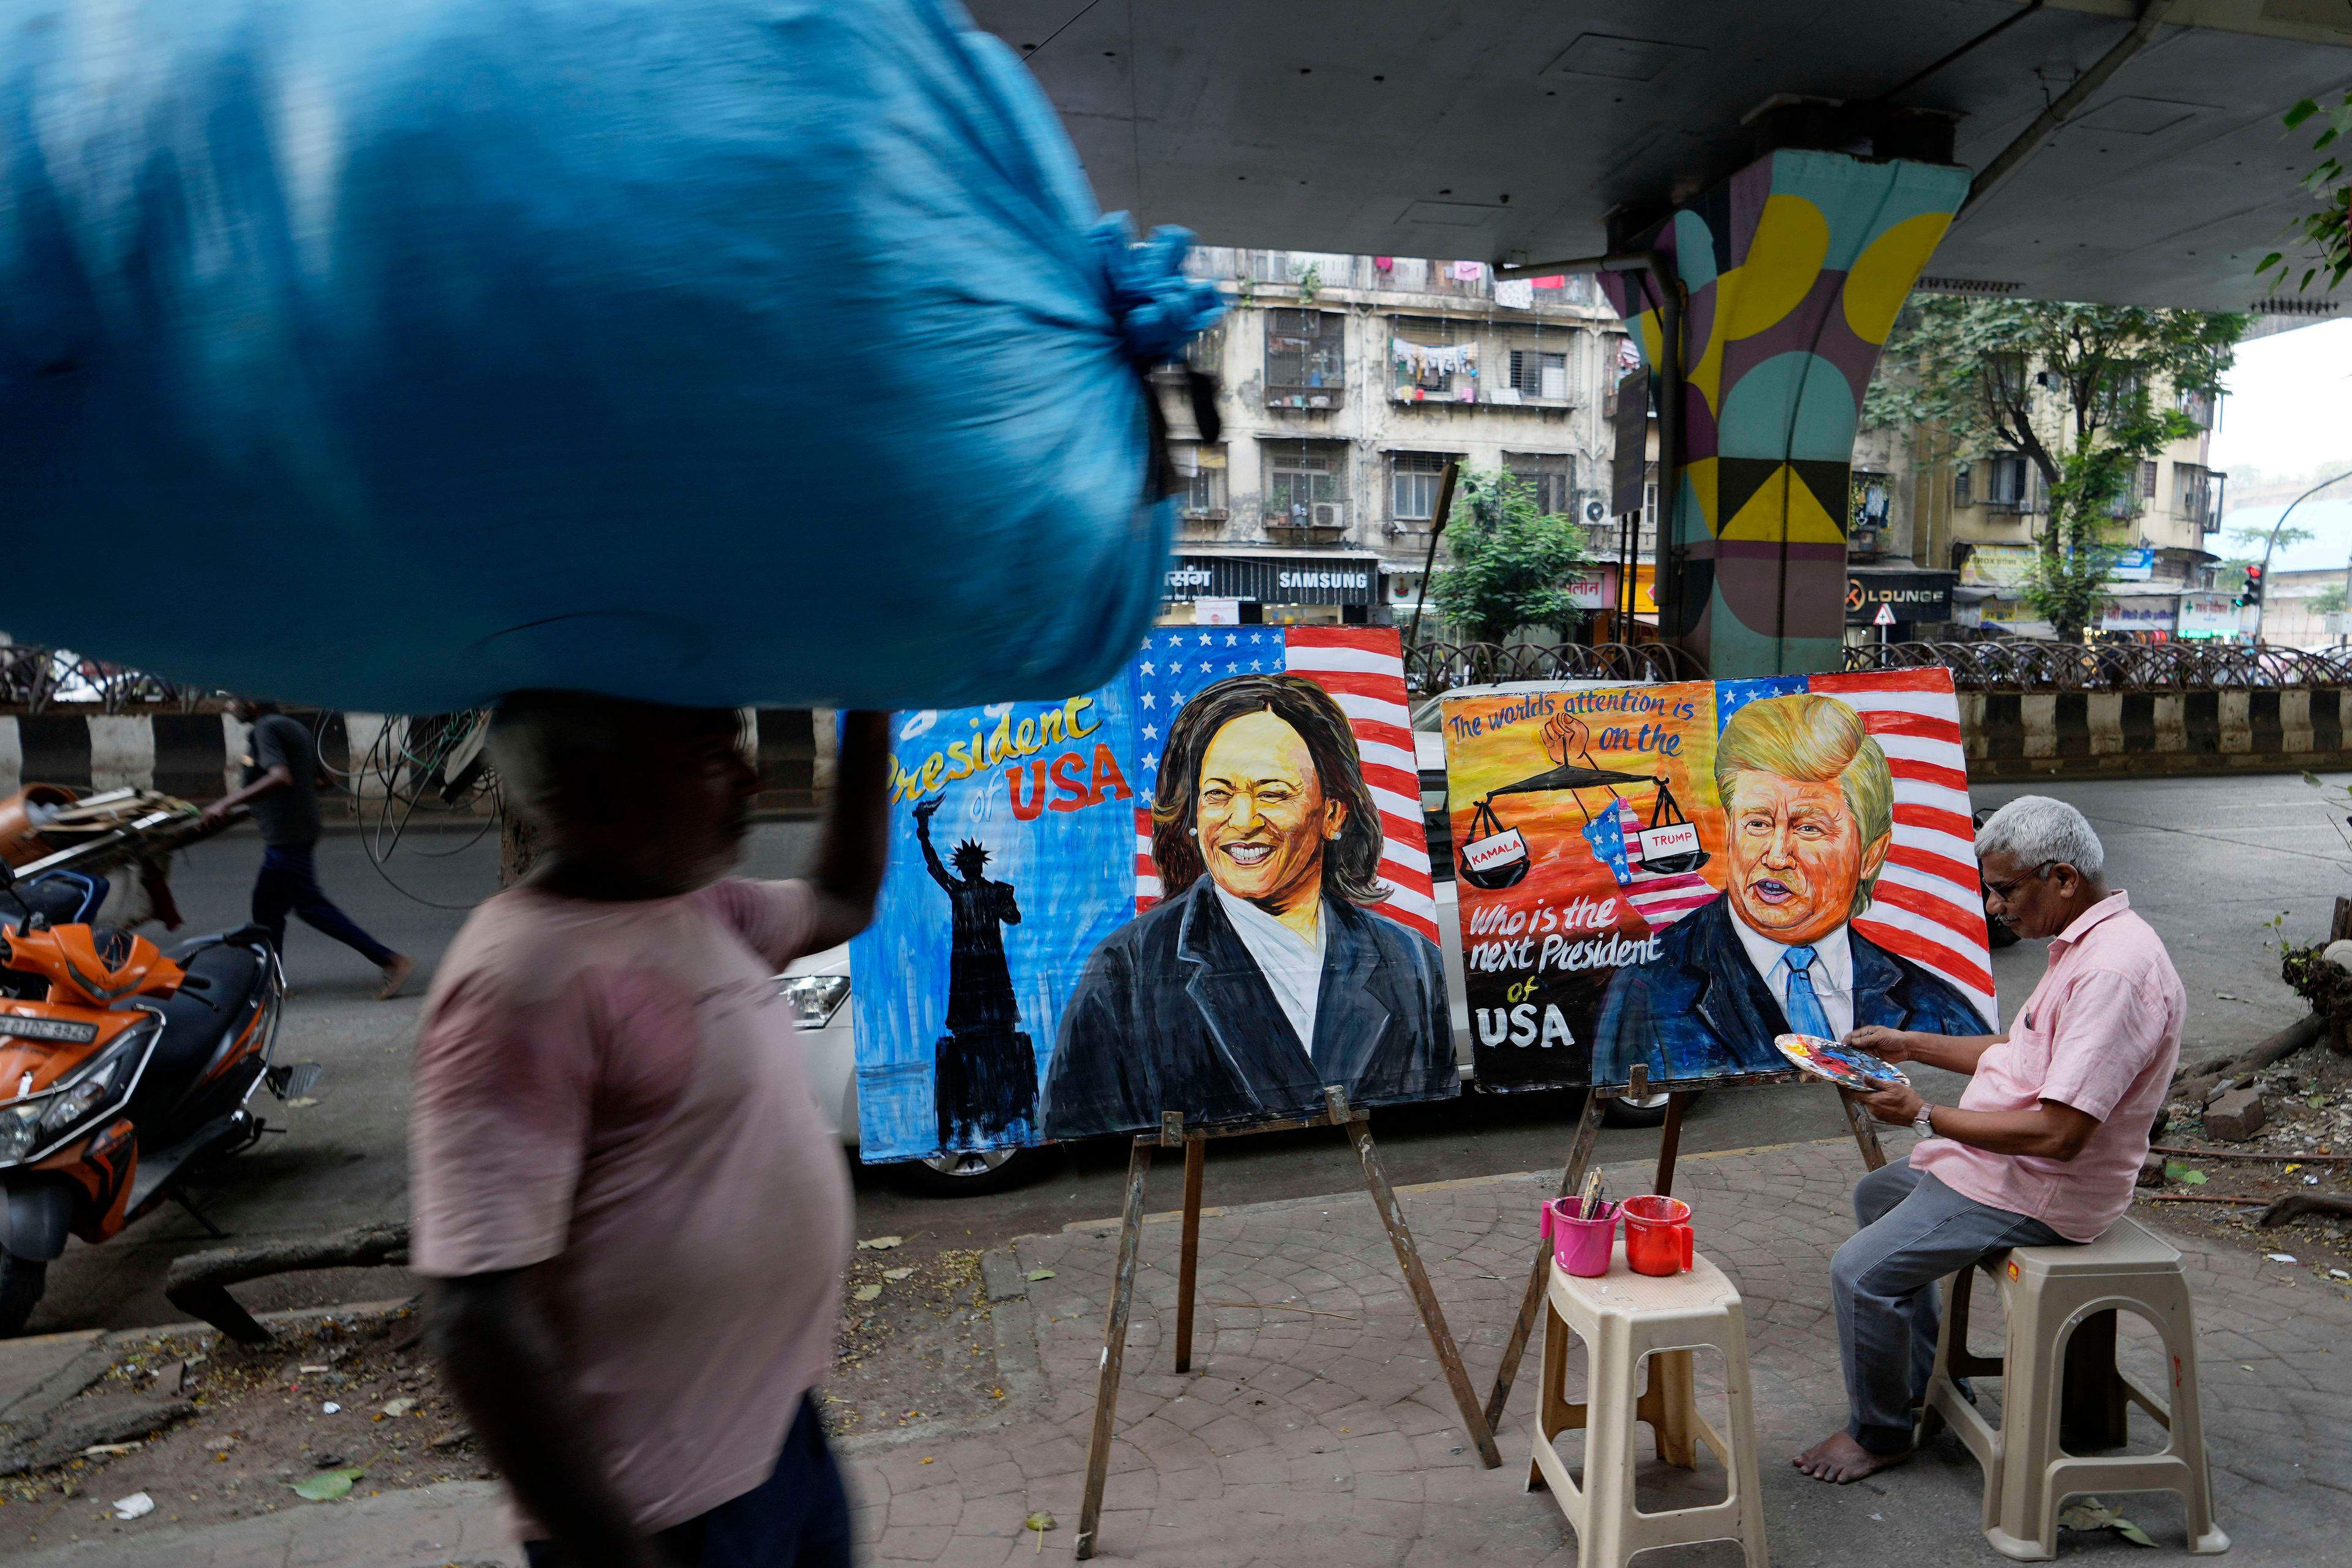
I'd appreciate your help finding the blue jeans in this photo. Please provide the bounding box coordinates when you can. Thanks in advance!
[251,844,394,968]
[1833,1155,2066,1455]
[525,1398,851,1568]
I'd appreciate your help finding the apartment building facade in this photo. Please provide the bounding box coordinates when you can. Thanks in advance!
[1850,369,2229,643]
[1161,250,1629,630]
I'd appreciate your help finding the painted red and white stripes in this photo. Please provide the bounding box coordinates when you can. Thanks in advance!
[1814,669,1996,1025]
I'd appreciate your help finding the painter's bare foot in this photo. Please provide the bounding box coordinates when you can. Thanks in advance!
[1793,1431,1910,1483]
[375,954,414,1001]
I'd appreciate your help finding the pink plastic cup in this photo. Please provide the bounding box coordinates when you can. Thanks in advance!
[1539,1197,1619,1277]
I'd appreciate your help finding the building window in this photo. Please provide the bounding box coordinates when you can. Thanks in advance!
[1506,453,1577,516]
[1851,472,1892,532]
[1389,315,1476,402]
[1953,462,1973,508]
[2176,462,2219,530]
[2141,459,2159,499]
[1508,348,1569,400]
[1390,452,1455,522]
[1264,442,1348,529]
[2177,387,2215,428]
[1265,310,1344,409]
[1174,442,1227,516]
[2093,364,2144,424]
[1985,455,2033,511]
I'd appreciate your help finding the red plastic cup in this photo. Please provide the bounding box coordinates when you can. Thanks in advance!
[1539,1197,1619,1277]
[1621,1194,1694,1276]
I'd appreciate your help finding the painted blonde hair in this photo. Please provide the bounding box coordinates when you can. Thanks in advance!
[1714,693,1893,919]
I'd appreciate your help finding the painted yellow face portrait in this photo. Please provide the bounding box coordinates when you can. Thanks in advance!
[1194,709,1346,912]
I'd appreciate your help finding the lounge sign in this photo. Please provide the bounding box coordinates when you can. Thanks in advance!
[1845,570,1955,625]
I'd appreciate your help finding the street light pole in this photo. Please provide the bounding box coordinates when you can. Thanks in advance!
[2252,467,2352,646]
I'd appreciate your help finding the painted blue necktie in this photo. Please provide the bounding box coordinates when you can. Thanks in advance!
[1782,944,1834,1038]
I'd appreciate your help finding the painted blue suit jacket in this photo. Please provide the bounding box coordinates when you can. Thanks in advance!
[1589,894,1987,1086]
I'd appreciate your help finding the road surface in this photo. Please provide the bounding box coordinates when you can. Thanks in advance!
[23,770,2349,1332]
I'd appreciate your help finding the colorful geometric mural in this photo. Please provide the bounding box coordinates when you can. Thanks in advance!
[1601,151,1971,679]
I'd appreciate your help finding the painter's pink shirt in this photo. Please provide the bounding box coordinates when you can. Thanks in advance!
[410,880,850,1532]
[1910,891,2182,1243]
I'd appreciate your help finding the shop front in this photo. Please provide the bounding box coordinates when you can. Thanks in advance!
[1162,549,1383,626]
[1844,567,1957,639]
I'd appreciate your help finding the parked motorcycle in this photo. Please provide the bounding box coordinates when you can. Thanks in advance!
[0,827,317,1335]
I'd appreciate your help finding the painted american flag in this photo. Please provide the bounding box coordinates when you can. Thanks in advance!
[1610,795,1719,930]
[1129,625,1439,944]
[1809,668,1997,1029]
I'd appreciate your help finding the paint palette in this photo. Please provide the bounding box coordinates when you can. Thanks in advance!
[1774,1033,1909,1090]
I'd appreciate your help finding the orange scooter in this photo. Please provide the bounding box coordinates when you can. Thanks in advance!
[0,870,311,1333]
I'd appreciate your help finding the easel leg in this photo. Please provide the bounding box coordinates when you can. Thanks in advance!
[1485,1087,1608,1434]
[1654,1091,1692,1197]
[1349,1115,1503,1468]
[1174,1136,1206,1373]
[1837,1087,1891,1172]
[1074,1136,1155,1561]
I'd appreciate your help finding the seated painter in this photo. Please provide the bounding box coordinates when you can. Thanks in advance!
[1589,692,1983,1084]
[1041,674,1452,1137]
[1798,797,2182,1484]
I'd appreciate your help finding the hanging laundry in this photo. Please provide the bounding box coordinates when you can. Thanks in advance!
[1531,274,1567,289]
[1452,259,1486,281]
[1493,278,1534,309]
[1373,256,1395,271]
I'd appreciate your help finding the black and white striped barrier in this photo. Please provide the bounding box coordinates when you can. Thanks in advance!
[0,709,827,814]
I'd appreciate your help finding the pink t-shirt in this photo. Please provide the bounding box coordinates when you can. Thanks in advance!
[1911,891,2181,1242]
[409,878,850,1532]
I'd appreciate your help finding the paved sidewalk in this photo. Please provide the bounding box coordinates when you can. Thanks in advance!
[13,1130,2351,1566]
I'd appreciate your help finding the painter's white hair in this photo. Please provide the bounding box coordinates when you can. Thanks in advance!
[1974,794,2104,876]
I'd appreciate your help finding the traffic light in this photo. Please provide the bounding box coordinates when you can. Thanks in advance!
[2234,565,2264,608]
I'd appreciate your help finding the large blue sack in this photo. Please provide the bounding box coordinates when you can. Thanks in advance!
[0,0,1220,713]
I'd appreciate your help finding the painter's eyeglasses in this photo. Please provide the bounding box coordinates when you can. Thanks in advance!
[1983,860,2059,901]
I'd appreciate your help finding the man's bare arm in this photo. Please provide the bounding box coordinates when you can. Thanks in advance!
[199,764,292,829]
[431,1271,668,1568]
[1852,1077,2100,1161]
[1844,1025,2005,1076]
[805,711,891,952]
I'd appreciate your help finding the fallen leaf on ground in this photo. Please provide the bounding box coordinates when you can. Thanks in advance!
[2163,1163,2208,1186]
[882,1267,914,1281]
[111,1492,154,1520]
[857,1236,904,1251]
[1024,1269,1056,1282]
[284,1096,318,1108]
[853,1284,883,1302]
[2059,1498,2154,1547]
[1026,1512,1058,1532]
[292,1468,364,1502]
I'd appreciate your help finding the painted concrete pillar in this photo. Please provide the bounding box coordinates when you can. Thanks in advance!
[1601,151,1970,677]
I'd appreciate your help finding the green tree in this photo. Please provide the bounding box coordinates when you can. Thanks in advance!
[1865,299,2246,642]
[2258,91,2352,296]
[2312,582,2348,619]
[1427,469,1590,643]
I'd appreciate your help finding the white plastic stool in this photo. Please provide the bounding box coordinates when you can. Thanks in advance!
[1526,1242,1768,1567]
[1919,1216,2228,1560]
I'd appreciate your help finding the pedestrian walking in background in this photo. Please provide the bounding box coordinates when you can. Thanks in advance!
[1795,794,2182,1485]
[415,694,889,1567]
[202,698,413,998]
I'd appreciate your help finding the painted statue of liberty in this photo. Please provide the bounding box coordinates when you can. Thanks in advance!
[913,794,1036,1149]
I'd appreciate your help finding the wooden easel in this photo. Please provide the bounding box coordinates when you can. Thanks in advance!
[1478,1064,1892,1436]
[1072,1086,1502,1559]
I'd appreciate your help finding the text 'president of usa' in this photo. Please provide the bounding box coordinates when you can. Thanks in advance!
[1041,674,1453,1138]
[1591,692,1986,1085]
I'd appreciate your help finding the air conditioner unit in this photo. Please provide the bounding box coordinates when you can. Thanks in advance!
[1310,501,1347,529]
[1582,498,1607,524]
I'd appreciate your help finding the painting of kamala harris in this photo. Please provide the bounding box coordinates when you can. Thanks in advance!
[1041,673,1454,1137]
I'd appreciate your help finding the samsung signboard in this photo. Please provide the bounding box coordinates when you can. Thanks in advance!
[1164,553,1380,607]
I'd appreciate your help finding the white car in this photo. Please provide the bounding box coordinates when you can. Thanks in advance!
[783,678,1667,1195]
